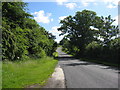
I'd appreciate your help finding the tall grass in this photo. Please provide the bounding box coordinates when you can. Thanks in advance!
[2,57,58,88]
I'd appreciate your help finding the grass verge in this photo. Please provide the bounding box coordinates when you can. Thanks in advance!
[2,57,58,88]
[80,58,118,67]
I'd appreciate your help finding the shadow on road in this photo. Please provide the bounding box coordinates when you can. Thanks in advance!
[56,55,96,66]
[64,62,95,66]
[56,55,119,71]
[56,47,119,71]
[56,57,75,61]
[101,66,119,71]
[59,53,68,55]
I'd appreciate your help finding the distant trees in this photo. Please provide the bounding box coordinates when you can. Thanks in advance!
[58,10,119,63]
[2,2,57,61]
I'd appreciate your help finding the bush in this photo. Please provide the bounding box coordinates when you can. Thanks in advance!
[108,38,120,62]
[32,47,46,58]
[84,38,120,63]
[85,41,102,58]
[52,52,58,57]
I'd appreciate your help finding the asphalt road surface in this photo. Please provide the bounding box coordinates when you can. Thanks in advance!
[56,47,119,88]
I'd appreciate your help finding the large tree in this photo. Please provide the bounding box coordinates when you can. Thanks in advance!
[59,10,119,63]
[58,10,97,56]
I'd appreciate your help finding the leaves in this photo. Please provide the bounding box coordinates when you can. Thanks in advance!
[59,9,119,62]
[2,2,57,61]
[58,10,97,56]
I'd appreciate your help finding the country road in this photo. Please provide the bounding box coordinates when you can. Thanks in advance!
[56,47,119,88]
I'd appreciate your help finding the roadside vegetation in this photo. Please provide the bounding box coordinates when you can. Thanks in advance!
[59,10,119,65]
[2,2,58,88]
[2,2,57,61]
[53,52,58,58]
[2,2,119,88]
[2,57,58,88]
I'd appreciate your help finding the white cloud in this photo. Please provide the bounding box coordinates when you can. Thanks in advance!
[56,0,77,9]
[100,0,119,8]
[56,0,68,5]
[106,3,117,8]
[49,26,64,43]
[51,18,54,22]
[82,2,89,7]
[55,35,64,43]
[101,0,118,5]
[32,10,53,24]
[55,0,119,8]
[59,16,67,21]
[93,3,98,5]
[80,0,95,7]
[65,3,77,10]
[80,0,119,5]
[50,26,61,35]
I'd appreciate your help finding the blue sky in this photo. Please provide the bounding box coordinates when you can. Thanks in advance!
[25,0,119,43]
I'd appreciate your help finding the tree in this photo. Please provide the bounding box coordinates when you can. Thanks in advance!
[2,2,32,27]
[59,9,119,63]
[58,10,97,57]
[2,2,57,60]
[94,15,119,46]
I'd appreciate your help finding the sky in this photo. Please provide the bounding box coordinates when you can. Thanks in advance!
[24,0,119,43]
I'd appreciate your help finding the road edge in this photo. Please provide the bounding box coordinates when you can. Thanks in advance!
[43,64,66,88]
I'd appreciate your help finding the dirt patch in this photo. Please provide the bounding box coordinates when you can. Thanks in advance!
[43,65,65,88]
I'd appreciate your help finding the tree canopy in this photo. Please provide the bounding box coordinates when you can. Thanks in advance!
[58,10,119,63]
[2,2,57,61]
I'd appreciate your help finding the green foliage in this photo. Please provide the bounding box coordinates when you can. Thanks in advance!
[85,38,120,63]
[32,47,46,58]
[59,9,119,64]
[85,41,102,58]
[110,38,120,50]
[94,15,119,45]
[2,57,58,88]
[52,52,58,57]
[60,37,71,53]
[108,38,120,62]
[2,2,57,61]
[2,19,17,60]
[58,10,97,56]
[2,2,32,28]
